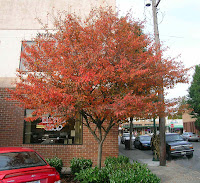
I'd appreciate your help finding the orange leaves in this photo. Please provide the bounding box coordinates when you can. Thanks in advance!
[112,93,159,118]
[8,7,189,123]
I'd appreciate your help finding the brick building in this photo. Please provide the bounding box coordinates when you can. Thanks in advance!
[0,0,118,167]
[183,113,199,134]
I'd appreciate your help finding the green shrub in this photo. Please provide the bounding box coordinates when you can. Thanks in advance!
[106,157,160,183]
[46,156,63,174]
[72,156,160,183]
[105,156,160,183]
[130,161,160,183]
[70,157,93,175]
[109,168,136,183]
[104,155,129,166]
[104,155,130,171]
[74,167,109,183]
[109,168,160,183]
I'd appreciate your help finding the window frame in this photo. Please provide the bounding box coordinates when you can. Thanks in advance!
[19,41,36,72]
[23,110,83,145]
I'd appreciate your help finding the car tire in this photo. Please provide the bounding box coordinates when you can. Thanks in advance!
[186,153,193,159]
[139,144,143,150]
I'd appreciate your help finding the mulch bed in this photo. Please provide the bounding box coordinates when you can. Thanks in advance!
[61,174,79,183]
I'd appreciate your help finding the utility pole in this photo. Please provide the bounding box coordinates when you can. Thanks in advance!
[147,0,166,166]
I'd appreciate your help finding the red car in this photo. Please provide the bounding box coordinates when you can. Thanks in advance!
[0,147,61,183]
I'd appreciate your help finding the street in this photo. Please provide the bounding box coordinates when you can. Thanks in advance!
[119,141,200,182]
[140,141,200,172]
[173,142,200,172]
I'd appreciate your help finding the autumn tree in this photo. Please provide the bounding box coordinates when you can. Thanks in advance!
[9,7,189,168]
[188,65,200,130]
[165,96,189,119]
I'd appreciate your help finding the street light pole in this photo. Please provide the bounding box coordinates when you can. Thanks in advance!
[147,0,166,166]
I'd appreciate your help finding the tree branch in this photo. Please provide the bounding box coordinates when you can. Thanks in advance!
[102,118,116,143]
[80,110,100,142]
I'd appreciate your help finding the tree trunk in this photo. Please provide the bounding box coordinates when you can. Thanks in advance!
[151,0,166,166]
[129,117,133,150]
[81,111,115,169]
[97,141,103,169]
[159,116,166,166]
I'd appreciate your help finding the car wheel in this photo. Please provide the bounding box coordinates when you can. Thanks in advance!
[139,144,143,150]
[186,153,193,159]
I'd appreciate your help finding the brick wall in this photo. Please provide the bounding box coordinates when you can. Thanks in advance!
[183,121,199,134]
[182,113,199,134]
[0,88,118,167]
[0,88,24,146]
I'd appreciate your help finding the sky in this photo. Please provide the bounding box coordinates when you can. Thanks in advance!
[116,0,200,99]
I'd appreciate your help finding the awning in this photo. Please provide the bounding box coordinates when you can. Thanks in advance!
[168,125,183,128]
[122,125,159,128]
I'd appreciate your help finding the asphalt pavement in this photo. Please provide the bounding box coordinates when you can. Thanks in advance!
[119,144,200,183]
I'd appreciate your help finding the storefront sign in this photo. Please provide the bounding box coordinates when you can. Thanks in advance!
[36,117,65,131]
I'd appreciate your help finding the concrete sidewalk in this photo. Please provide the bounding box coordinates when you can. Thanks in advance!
[119,144,200,183]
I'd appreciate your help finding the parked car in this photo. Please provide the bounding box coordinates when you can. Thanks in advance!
[134,135,151,150]
[181,132,200,142]
[162,133,194,160]
[0,147,61,183]
[121,133,135,144]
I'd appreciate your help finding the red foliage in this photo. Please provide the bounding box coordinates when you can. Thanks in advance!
[9,7,189,123]
[8,7,189,168]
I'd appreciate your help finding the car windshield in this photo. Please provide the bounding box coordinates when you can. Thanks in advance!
[166,134,183,142]
[188,132,195,135]
[0,151,47,171]
[140,136,151,141]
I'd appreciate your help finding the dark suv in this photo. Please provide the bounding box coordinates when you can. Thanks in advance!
[165,133,194,159]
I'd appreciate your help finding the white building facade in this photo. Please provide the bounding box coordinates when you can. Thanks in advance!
[0,0,116,78]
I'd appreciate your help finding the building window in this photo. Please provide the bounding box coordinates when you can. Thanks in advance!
[23,110,83,145]
[134,124,142,127]
[19,41,36,72]
[19,39,56,72]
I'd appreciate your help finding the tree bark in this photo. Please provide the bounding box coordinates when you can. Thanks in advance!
[81,111,115,169]
[159,113,166,166]
[152,0,166,166]
[97,141,103,169]
[129,117,133,150]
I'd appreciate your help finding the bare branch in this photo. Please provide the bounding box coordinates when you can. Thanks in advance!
[102,118,115,143]
[80,110,100,142]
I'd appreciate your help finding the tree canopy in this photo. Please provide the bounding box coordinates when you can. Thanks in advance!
[9,7,189,168]
[188,65,200,130]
